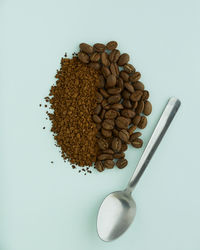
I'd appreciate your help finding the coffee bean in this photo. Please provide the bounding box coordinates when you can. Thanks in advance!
[130,132,142,142]
[106,74,117,88]
[96,92,103,103]
[130,90,143,102]
[104,105,111,110]
[133,81,144,90]
[99,88,109,98]
[132,115,141,125]
[110,103,124,110]
[102,149,114,154]
[113,128,119,137]
[95,161,104,172]
[124,64,135,73]
[107,87,121,95]
[101,66,111,78]
[94,104,102,115]
[121,109,135,118]
[130,72,141,82]
[141,90,149,100]
[107,94,121,104]
[78,52,90,63]
[138,116,147,129]
[104,160,115,169]
[105,109,118,119]
[101,99,109,108]
[100,109,106,120]
[96,124,101,131]
[102,119,115,130]
[120,71,129,82]
[97,75,105,88]
[111,137,122,152]
[124,82,134,93]
[90,52,100,62]
[98,154,113,160]
[93,114,101,123]
[117,53,130,66]
[94,43,105,52]
[143,101,152,115]
[132,101,138,109]
[116,77,124,89]
[128,125,137,135]
[115,116,131,129]
[131,138,143,148]
[122,90,131,99]
[109,49,120,62]
[110,62,119,76]
[88,62,101,70]
[119,129,130,143]
[122,99,132,109]
[80,43,93,54]
[101,52,110,66]
[101,128,112,137]
[116,158,128,169]
[114,152,125,159]
[97,138,109,150]
[135,100,144,114]
[121,143,128,152]
[106,41,118,50]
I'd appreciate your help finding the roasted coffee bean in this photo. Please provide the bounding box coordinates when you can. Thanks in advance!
[111,137,122,152]
[99,88,110,98]
[121,143,128,152]
[88,62,101,70]
[98,154,113,160]
[78,52,90,63]
[122,99,132,109]
[122,90,131,99]
[106,74,117,88]
[101,99,108,108]
[115,116,131,129]
[136,100,144,114]
[131,138,143,148]
[104,104,111,110]
[96,75,105,88]
[121,109,135,118]
[120,71,129,82]
[101,128,112,137]
[109,49,120,62]
[132,101,138,109]
[117,53,130,66]
[138,116,147,129]
[124,64,135,73]
[113,128,119,137]
[101,66,111,78]
[132,115,141,126]
[124,82,134,93]
[90,52,101,62]
[103,149,114,154]
[96,124,101,131]
[128,125,137,135]
[130,132,142,142]
[130,90,143,102]
[105,109,118,119]
[102,119,115,130]
[110,103,124,110]
[94,104,102,115]
[100,109,106,120]
[114,152,125,159]
[110,62,119,76]
[97,138,109,150]
[79,43,93,54]
[116,77,124,89]
[130,72,141,82]
[94,43,105,52]
[95,161,104,172]
[104,160,115,169]
[119,129,130,143]
[101,52,110,66]
[116,158,128,169]
[141,90,149,100]
[96,92,103,103]
[106,41,118,50]
[107,87,121,95]
[133,81,144,90]
[93,114,101,123]
[107,94,121,104]
[143,101,152,115]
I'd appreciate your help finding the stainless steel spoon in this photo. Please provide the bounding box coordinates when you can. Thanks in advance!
[97,97,181,242]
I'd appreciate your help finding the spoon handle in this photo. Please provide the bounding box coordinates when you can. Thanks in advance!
[127,97,181,193]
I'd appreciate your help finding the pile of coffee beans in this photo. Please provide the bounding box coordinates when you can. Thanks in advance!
[77,41,152,172]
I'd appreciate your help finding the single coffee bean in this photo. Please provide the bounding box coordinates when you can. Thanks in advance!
[114,152,125,159]
[119,129,130,143]
[93,114,101,123]
[98,154,113,160]
[78,52,90,63]
[88,62,101,70]
[124,64,135,74]
[116,158,128,169]
[120,71,129,82]
[100,109,106,120]
[104,159,115,169]
[121,109,136,118]
[133,81,144,90]
[117,53,130,66]
[96,124,101,131]
[101,52,110,66]
[99,88,110,98]
[138,116,147,129]
[141,90,149,100]
[131,138,143,148]
[106,41,118,50]
[96,75,105,88]
[113,128,119,137]
[94,43,105,52]
[129,72,141,82]
[132,101,138,109]
[132,115,141,126]
[111,137,122,152]
[115,116,131,129]
[106,74,117,88]
[101,99,109,108]
[130,132,142,142]
[104,104,111,110]
[94,104,102,115]
[121,143,128,152]
[97,138,109,150]
[110,62,119,76]
[95,161,104,172]
[122,99,132,109]
[107,94,121,104]
[136,100,144,114]
[107,87,121,95]
[128,125,137,135]
[101,128,112,137]
[110,103,124,110]
[102,149,114,154]
[101,66,111,78]
[143,101,152,115]
[79,43,93,54]
[124,82,134,93]
[105,109,118,119]
[116,77,124,89]
[109,49,120,62]
[130,90,143,102]
[96,92,103,103]
[90,52,100,62]
[122,90,131,99]
[102,119,115,130]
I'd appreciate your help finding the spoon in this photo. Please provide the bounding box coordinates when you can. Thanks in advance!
[97,97,181,242]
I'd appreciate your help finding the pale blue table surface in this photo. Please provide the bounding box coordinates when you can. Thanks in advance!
[0,0,200,250]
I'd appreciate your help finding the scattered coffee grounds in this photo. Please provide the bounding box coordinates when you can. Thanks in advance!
[72,165,76,169]
[39,104,42,107]
[43,127,45,129]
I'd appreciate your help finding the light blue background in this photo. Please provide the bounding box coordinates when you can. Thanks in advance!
[0,0,199,250]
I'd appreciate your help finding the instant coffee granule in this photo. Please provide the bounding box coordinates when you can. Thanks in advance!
[47,57,100,167]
